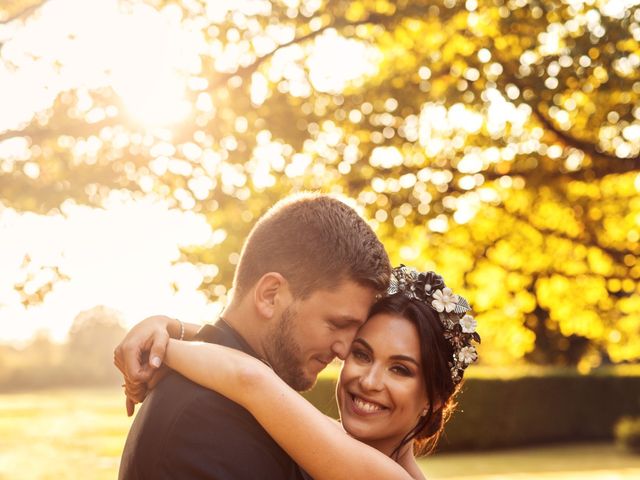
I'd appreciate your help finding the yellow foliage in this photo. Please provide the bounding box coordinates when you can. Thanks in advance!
[608,313,640,363]
[559,310,604,339]
[618,295,640,315]
[345,3,366,22]
[616,38,640,53]
[474,310,536,365]
[442,31,475,62]
[514,290,537,313]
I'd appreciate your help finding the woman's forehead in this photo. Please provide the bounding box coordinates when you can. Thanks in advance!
[356,313,421,356]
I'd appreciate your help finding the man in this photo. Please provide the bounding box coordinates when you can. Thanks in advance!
[115,193,391,479]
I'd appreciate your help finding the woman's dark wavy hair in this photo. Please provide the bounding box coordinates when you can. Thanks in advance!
[368,292,465,458]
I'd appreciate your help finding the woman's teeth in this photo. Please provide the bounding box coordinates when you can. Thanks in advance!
[353,395,385,413]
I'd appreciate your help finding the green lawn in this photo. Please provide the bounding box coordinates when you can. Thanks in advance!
[1,388,639,479]
[0,388,128,480]
[420,443,640,479]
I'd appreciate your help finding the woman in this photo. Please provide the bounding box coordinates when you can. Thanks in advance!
[160,266,479,480]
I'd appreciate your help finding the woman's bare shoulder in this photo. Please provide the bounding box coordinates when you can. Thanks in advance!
[405,460,426,480]
[398,450,426,480]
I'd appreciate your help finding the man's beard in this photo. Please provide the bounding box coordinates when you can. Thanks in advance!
[264,305,314,392]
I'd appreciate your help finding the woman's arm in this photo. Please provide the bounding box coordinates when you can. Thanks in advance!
[140,315,201,341]
[165,316,200,341]
[114,315,201,377]
[165,340,415,480]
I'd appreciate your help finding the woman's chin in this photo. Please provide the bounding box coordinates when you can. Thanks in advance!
[341,416,372,440]
[340,407,387,442]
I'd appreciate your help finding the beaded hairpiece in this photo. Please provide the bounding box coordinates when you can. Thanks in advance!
[386,265,480,385]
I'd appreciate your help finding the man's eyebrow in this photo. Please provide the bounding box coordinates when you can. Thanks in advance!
[332,315,366,325]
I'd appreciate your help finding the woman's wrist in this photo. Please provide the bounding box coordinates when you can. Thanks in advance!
[174,318,185,340]
[164,338,176,368]
[165,317,184,340]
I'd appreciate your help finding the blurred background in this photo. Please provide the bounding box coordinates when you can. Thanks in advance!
[0,0,639,478]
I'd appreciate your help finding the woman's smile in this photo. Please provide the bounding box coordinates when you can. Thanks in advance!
[347,392,390,416]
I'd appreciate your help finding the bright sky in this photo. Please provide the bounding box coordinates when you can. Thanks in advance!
[0,0,209,344]
[0,0,380,344]
[0,0,198,130]
[0,194,221,344]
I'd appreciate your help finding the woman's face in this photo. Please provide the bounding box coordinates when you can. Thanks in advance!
[336,312,428,452]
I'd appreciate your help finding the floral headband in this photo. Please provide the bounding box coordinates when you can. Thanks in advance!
[386,265,481,385]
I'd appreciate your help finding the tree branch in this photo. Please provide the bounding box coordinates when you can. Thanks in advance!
[530,103,640,164]
[493,50,640,178]
[0,0,50,25]
[209,7,424,88]
[0,113,136,144]
[504,207,631,264]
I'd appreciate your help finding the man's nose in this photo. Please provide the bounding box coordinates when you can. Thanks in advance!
[331,328,358,360]
[332,340,350,361]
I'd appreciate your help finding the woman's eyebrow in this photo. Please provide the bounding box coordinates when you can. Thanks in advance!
[389,354,420,367]
[353,338,420,366]
[352,338,372,351]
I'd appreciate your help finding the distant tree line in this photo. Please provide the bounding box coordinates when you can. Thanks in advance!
[0,306,126,391]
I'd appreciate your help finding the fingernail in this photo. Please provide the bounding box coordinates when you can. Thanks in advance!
[150,356,161,368]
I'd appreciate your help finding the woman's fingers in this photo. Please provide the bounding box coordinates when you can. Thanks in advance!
[114,315,175,415]
[126,396,136,417]
[148,330,169,369]
[114,316,172,383]
[124,381,147,404]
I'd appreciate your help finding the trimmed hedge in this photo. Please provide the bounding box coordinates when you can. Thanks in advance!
[302,370,640,451]
[615,417,640,453]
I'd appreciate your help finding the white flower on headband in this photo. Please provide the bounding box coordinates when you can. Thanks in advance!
[431,287,459,313]
[458,346,478,364]
[387,265,481,386]
[459,314,477,334]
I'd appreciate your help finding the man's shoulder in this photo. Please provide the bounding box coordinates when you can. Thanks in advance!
[146,371,259,427]
[121,371,302,479]
[120,322,305,479]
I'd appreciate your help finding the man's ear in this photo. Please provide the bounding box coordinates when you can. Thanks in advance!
[253,272,290,319]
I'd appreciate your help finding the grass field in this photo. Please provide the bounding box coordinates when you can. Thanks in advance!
[420,443,640,479]
[2,388,640,479]
[0,388,128,480]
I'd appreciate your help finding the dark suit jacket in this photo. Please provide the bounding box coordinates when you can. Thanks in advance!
[119,320,304,480]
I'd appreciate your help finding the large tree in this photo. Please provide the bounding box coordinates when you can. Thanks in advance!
[2,0,639,366]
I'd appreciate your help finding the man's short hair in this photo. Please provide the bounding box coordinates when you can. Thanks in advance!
[232,193,391,299]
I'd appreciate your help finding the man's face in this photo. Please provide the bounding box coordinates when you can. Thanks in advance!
[263,280,378,391]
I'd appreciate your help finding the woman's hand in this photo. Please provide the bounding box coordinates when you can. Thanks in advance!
[113,315,174,415]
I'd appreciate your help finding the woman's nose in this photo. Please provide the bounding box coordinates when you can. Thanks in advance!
[358,365,384,391]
